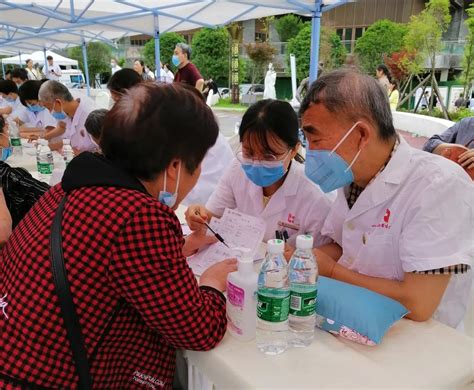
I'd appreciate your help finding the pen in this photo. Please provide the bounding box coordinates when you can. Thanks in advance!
[195,210,230,248]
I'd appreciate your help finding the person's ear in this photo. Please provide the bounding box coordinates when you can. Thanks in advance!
[166,159,181,181]
[355,121,371,151]
[290,142,301,160]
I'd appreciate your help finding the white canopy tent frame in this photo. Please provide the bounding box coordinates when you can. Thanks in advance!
[0,0,353,95]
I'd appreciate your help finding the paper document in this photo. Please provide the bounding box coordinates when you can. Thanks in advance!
[188,208,267,275]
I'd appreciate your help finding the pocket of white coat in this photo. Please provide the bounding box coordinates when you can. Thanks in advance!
[355,232,397,280]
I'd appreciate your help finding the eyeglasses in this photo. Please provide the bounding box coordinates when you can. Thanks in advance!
[236,149,291,164]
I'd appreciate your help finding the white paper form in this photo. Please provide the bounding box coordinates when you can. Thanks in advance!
[188,208,267,275]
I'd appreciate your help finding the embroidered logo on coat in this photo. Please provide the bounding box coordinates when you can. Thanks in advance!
[131,371,165,389]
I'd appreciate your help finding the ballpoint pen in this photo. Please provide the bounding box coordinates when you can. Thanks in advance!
[195,210,230,248]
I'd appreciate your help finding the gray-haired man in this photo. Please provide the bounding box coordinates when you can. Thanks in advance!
[300,69,472,330]
[172,43,204,92]
[39,80,96,153]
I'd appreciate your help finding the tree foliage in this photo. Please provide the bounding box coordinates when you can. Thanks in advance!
[273,14,304,42]
[143,32,185,71]
[404,0,451,74]
[384,50,416,82]
[288,24,346,81]
[354,19,408,74]
[244,42,277,84]
[192,27,230,81]
[461,3,474,99]
[68,42,112,87]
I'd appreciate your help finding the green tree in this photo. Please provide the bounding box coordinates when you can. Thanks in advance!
[192,27,230,81]
[461,3,474,101]
[273,14,303,42]
[354,19,408,74]
[68,42,112,87]
[143,32,185,71]
[288,24,347,81]
[244,42,277,84]
[404,0,451,110]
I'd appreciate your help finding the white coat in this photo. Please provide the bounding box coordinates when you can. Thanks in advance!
[322,137,473,329]
[182,133,234,206]
[64,97,96,152]
[206,159,333,247]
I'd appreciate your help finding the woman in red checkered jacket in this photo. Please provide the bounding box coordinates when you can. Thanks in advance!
[0,83,237,389]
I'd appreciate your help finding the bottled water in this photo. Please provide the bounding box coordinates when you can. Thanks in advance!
[289,235,318,347]
[8,119,22,156]
[36,139,54,182]
[62,139,74,166]
[256,239,290,355]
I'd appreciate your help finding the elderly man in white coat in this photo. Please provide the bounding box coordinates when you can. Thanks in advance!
[39,80,97,153]
[300,69,473,330]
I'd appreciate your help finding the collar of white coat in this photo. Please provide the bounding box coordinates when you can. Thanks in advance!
[341,135,413,220]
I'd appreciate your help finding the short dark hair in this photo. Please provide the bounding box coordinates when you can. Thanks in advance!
[101,83,219,180]
[300,69,396,141]
[239,99,300,156]
[107,68,142,94]
[18,80,42,107]
[376,64,389,76]
[46,55,53,61]
[11,68,28,82]
[0,80,18,95]
[5,70,11,76]
[0,115,5,134]
[85,109,108,140]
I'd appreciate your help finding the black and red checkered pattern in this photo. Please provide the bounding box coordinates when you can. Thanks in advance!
[0,184,227,389]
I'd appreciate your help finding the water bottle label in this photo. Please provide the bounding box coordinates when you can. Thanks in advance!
[289,288,317,317]
[38,162,53,174]
[11,138,21,147]
[257,293,290,323]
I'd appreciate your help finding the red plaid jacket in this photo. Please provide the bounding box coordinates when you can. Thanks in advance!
[0,183,227,389]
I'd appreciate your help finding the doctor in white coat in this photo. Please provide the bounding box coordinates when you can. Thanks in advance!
[186,99,333,249]
[300,69,473,330]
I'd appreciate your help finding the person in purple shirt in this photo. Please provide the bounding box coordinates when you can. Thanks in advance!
[423,117,474,171]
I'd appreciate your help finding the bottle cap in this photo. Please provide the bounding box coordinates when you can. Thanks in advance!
[267,239,284,254]
[38,139,48,146]
[63,139,70,145]
[296,234,313,250]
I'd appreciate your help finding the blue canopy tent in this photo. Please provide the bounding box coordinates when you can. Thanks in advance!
[0,0,352,94]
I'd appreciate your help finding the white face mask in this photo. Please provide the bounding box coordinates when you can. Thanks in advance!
[158,162,181,209]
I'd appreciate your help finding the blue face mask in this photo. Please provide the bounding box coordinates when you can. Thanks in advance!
[241,151,289,187]
[172,55,180,67]
[27,104,45,113]
[0,146,12,161]
[50,101,67,120]
[5,97,15,103]
[158,163,181,209]
[305,122,362,193]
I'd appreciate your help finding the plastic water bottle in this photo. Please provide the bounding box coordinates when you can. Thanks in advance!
[62,139,74,166]
[226,248,258,341]
[289,235,318,347]
[256,239,290,355]
[36,139,54,182]
[8,119,22,156]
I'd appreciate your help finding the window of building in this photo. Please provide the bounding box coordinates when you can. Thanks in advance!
[344,28,353,41]
[355,27,364,40]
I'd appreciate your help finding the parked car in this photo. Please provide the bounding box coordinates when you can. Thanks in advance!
[218,87,230,99]
[240,84,264,105]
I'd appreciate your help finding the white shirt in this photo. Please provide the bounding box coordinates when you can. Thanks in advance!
[26,68,41,80]
[183,133,234,206]
[111,65,121,75]
[45,63,62,81]
[18,108,57,129]
[64,97,96,152]
[321,137,473,329]
[206,159,333,247]
[6,97,27,122]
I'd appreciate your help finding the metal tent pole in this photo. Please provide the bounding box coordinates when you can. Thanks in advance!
[81,36,91,96]
[154,12,161,80]
[309,0,323,83]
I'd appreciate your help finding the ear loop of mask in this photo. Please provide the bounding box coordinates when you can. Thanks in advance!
[329,121,362,173]
[163,161,181,196]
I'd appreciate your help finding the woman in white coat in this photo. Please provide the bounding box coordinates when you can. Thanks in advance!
[186,99,333,248]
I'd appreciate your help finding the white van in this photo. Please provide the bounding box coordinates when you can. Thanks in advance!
[59,69,86,89]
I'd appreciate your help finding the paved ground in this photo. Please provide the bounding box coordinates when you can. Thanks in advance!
[213,109,429,149]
